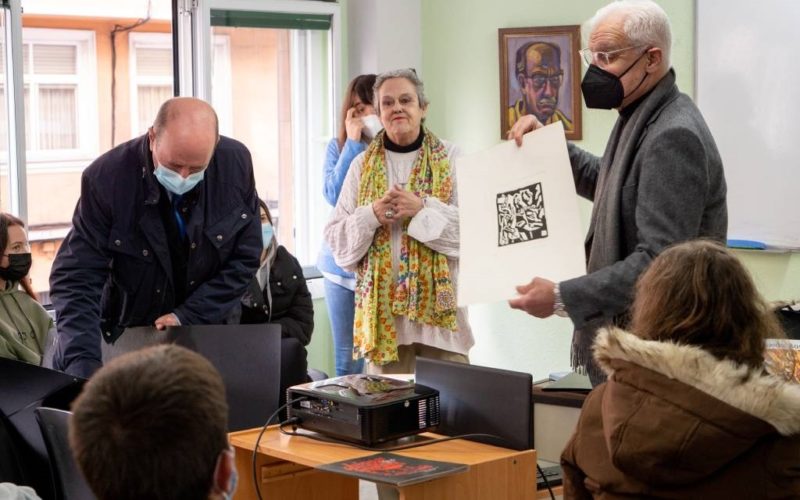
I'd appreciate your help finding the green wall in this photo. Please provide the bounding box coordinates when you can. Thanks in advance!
[309,0,800,381]
[419,0,799,378]
[307,297,334,376]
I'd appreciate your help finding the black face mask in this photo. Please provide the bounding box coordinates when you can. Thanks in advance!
[581,50,649,109]
[0,253,32,282]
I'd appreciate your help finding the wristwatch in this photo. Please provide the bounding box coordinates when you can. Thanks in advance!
[553,282,569,318]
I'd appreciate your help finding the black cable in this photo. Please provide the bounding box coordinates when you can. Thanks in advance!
[536,463,556,500]
[109,0,152,146]
[252,397,306,500]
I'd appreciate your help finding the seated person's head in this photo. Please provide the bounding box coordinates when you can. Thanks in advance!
[630,240,783,368]
[0,212,37,299]
[69,345,235,500]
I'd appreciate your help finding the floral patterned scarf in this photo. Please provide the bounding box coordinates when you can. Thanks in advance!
[354,128,457,364]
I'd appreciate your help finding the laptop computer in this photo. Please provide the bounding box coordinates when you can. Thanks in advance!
[101,324,282,431]
[415,357,533,451]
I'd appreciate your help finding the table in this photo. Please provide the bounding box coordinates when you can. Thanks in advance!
[230,426,562,499]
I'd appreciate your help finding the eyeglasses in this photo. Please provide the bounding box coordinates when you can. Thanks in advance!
[525,74,563,90]
[579,45,645,67]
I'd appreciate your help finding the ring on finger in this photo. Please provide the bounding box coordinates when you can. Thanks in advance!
[385,209,395,219]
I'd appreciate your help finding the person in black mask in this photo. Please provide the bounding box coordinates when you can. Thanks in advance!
[0,213,53,365]
[507,0,727,385]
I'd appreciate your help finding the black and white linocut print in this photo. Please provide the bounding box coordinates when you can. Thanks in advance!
[496,183,548,247]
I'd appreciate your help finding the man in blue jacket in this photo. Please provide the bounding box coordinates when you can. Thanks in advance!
[50,97,262,378]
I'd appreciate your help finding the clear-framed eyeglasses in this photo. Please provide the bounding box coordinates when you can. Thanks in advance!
[579,45,645,67]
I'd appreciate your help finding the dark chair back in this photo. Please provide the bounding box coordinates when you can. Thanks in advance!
[34,408,96,500]
[100,324,282,431]
[776,305,800,340]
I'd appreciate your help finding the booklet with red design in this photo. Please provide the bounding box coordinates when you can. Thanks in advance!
[318,452,468,487]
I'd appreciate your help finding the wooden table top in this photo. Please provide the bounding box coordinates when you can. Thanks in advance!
[230,426,535,469]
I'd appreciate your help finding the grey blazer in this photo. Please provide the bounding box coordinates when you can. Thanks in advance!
[560,69,727,381]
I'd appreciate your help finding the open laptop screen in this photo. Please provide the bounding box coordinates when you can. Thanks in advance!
[415,357,533,451]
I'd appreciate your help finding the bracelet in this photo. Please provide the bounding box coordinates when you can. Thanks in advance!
[553,282,568,318]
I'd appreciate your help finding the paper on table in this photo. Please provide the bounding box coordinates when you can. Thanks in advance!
[456,121,586,306]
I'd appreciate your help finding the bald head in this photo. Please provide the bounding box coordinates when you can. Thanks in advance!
[516,42,562,77]
[149,97,219,178]
[516,42,564,124]
[153,97,219,140]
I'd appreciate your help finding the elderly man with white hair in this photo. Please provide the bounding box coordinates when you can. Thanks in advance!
[508,0,727,384]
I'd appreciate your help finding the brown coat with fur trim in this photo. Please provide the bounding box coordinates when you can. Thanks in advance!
[561,328,800,499]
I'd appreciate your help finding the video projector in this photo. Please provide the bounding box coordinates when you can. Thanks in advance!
[287,374,440,446]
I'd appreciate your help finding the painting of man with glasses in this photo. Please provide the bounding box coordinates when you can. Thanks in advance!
[499,26,582,140]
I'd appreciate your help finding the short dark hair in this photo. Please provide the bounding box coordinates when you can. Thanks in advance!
[631,240,784,368]
[70,345,229,500]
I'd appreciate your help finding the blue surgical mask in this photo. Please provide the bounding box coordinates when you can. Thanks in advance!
[261,223,274,247]
[154,164,205,195]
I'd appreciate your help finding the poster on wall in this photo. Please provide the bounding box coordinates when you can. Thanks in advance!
[499,25,582,141]
[456,121,585,307]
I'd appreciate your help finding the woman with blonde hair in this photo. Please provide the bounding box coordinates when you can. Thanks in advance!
[561,240,800,498]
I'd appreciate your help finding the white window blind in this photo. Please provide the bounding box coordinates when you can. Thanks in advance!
[136,47,172,76]
[32,44,76,74]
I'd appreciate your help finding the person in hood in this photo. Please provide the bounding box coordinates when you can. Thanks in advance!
[507,0,727,385]
[0,213,53,365]
[561,240,800,498]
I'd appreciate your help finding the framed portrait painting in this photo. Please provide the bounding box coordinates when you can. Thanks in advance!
[499,25,582,140]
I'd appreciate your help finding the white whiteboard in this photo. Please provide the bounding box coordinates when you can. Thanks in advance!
[696,0,800,248]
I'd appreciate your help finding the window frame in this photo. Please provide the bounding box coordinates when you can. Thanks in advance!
[128,31,175,136]
[196,0,341,267]
[9,27,99,169]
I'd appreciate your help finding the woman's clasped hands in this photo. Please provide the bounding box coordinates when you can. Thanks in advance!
[372,184,424,225]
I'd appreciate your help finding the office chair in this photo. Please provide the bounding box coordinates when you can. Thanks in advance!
[34,408,96,500]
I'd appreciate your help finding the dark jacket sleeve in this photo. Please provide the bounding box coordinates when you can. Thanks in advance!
[273,253,314,346]
[568,142,601,202]
[561,127,714,329]
[50,170,113,378]
[173,142,262,325]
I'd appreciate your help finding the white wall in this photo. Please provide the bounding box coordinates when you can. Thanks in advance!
[346,0,421,78]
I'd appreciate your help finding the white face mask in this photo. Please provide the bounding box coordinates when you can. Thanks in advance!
[361,114,383,139]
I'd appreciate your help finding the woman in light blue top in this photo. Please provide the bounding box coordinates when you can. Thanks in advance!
[318,73,379,375]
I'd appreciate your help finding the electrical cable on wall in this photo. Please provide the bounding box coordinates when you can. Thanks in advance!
[109,0,152,146]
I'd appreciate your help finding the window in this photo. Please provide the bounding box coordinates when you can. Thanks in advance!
[9,0,176,297]
[207,7,340,266]
[130,32,231,135]
[1,28,98,166]
[129,33,173,135]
